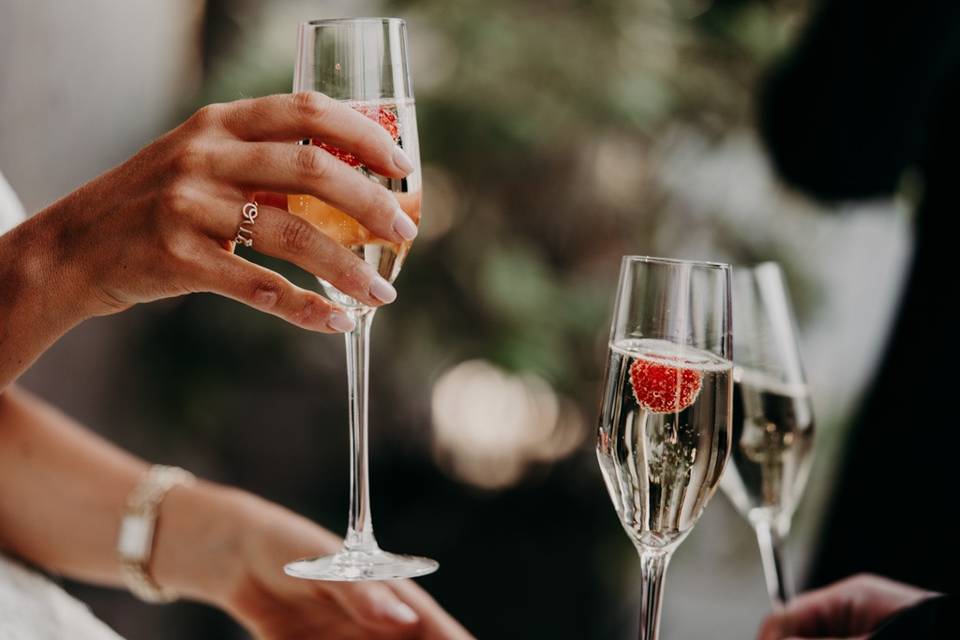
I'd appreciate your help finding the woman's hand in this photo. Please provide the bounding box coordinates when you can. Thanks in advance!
[1,91,419,387]
[756,574,936,640]
[153,483,472,640]
[0,388,468,639]
[16,92,418,332]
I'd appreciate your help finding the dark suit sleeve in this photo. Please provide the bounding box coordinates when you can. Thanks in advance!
[869,595,955,639]
[758,0,960,202]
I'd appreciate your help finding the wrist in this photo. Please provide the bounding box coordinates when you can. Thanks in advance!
[0,212,91,387]
[148,479,252,606]
[34,196,112,320]
[3,205,94,326]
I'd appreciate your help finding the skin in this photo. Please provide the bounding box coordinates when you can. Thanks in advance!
[0,92,472,638]
[0,387,470,639]
[756,574,936,640]
[0,92,421,390]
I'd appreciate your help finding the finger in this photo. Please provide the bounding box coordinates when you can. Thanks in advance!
[390,580,476,640]
[758,610,788,640]
[250,190,287,209]
[758,606,830,640]
[197,250,356,333]
[758,584,858,640]
[197,198,399,307]
[211,140,418,244]
[320,582,421,632]
[782,637,867,640]
[215,92,414,178]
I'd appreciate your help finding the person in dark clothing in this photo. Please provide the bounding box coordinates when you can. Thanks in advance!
[755,0,960,636]
[757,574,950,639]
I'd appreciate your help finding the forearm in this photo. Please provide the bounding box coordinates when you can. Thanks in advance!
[0,386,144,583]
[0,386,245,604]
[0,209,91,390]
[0,390,472,638]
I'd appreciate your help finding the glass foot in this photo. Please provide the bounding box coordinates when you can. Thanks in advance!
[284,548,439,581]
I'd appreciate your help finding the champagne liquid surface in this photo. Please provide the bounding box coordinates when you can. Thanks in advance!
[719,368,815,527]
[597,338,733,550]
[288,98,421,307]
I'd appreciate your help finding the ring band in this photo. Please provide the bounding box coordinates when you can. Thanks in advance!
[234,202,258,247]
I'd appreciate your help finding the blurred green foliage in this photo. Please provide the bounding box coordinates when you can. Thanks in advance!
[128,0,819,475]
[119,1,815,636]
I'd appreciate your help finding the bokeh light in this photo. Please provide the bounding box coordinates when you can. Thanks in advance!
[431,359,584,490]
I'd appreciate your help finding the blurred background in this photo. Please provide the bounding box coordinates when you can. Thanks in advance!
[0,0,913,638]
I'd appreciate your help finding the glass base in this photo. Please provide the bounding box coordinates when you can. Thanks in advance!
[284,548,439,581]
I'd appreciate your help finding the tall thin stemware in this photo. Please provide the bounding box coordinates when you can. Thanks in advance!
[284,17,437,582]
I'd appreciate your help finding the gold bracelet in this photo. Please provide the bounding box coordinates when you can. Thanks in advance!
[116,465,196,603]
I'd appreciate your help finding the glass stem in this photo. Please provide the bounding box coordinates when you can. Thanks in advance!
[754,518,792,607]
[343,306,378,553]
[638,551,671,640]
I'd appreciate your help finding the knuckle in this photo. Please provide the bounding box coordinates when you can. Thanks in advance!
[171,139,208,174]
[191,103,224,128]
[293,297,329,326]
[292,91,331,120]
[279,216,315,253]
[295,145,330,180]
[160,181,195,214]
[251,277,285,310]
[152,222,197,268]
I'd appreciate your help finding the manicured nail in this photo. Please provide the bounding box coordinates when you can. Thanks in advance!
[369,276,397,304]
[327,311,356,332]
[382,600,418,625]
[392,209,418,242]
[393,147,415,174]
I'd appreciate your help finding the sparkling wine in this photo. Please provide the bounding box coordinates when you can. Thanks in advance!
[720,368,815,525]
[597,338,733,550]
[288,98,421,307]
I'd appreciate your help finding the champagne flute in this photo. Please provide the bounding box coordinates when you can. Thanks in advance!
[597,256,733,640]
[283,18,438,581]
[720,262,815,605]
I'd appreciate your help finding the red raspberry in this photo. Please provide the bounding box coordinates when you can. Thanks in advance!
[361,105,399,141]
[318,142,361,167]
[629,357,703,414]
[315,106,400,167]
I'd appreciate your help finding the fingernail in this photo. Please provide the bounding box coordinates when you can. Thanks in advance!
[382,600,418,625]
[369,276,397,304]
[393,147,415,174]
[327,311,356,332]
[392,209,418,242]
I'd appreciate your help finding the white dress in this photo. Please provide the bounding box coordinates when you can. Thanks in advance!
[0,173,123,639]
